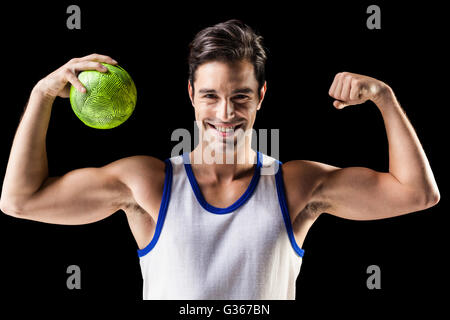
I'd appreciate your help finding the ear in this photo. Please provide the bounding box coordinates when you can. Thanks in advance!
[257,81,267,111]
[188,80,195,107]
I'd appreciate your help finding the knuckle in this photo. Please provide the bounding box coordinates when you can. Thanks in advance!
[352,78,361,86]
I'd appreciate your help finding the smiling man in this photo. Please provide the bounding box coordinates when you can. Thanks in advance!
[189,59,261,165]
[0,20,440,300]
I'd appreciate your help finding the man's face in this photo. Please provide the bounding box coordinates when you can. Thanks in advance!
[188,59,266,155]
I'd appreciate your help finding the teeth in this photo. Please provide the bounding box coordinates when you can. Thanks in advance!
[216,126,235,132]
[209,124,237,132]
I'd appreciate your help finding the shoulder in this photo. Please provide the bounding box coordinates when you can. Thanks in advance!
[104,155,166,178]
[103,155,167,208]
[281,160,341,218]
[282,159,340,186]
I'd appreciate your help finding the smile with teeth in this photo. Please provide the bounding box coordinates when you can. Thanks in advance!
[215,126,235,132]
[207,123,241,133]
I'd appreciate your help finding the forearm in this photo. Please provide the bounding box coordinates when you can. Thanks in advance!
[375,86,440,203]
[1,83,55,206]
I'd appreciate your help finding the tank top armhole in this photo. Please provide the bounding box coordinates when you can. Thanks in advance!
[274,161,305,258]
[137,158,173,258]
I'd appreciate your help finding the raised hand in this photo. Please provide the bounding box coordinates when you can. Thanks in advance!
[35,53,118,98]
[328,72,389,109]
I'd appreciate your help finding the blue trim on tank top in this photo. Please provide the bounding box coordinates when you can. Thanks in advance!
[274,161,305,258]
[182,151,262,214]
[137,158,173,258]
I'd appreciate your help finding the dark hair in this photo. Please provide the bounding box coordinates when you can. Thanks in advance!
[188,19,267,96]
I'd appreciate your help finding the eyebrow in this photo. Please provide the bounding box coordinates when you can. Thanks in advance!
[198,88,254,94]
[198,89,217,94]
[232,88,254,94]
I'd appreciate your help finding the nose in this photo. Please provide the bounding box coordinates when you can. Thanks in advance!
[216,99,235,121]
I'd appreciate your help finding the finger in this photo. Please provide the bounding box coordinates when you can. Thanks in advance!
[333,100,347,109]
[340,75,352,101]
[72,61,109,73]
[349,79,361,100]
[65,70,86,93]
[328,73,340,97]
[79,53,118,64]
[333,74,344,99]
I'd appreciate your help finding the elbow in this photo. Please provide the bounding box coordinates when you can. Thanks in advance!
[416,187,440,210]
[0,198,25,218]
[425,189,440,208]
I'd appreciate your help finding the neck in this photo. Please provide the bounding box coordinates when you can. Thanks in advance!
[190,144,257,181]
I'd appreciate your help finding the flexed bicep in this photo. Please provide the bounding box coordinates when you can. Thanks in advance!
[315,166,431,221]
[15,164,131,225]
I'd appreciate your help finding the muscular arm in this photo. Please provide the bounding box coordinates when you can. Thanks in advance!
[296,72,440,221]
[2,155,164,225]
[8,162,131,225]
[0,82,125,224]
[0,54,164,227]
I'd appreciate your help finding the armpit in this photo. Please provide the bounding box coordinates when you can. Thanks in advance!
[299,201,332,220]
[123,201,148,216]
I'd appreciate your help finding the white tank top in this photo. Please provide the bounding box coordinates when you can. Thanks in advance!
[137,151,305,300]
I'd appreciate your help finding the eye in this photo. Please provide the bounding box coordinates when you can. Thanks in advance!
[233,95,250,101]
[204,94,217,99]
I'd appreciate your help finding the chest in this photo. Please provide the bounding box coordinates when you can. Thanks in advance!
[164,187,288,257]
[195,175,254,208]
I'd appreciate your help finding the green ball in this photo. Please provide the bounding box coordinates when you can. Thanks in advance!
[69,63,137,129]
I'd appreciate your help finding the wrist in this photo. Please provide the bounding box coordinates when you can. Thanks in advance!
[31,80,57,103]
[372,83,395,107]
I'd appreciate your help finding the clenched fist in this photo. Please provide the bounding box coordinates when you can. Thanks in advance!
[328,72,390,109]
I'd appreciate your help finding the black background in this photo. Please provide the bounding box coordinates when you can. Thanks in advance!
[0,0,447,314]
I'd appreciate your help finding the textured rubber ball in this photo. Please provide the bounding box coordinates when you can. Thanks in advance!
[69,63,137,129]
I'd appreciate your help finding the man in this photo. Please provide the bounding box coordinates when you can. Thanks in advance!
[0,20,440,300]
